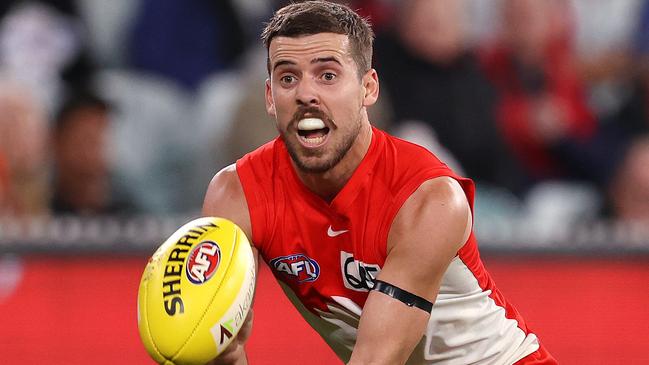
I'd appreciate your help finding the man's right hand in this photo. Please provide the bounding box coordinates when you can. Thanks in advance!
[205,310,254,365]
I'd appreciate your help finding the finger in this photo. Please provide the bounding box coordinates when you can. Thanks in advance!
[238,310,254,342]
[207,343,245,365]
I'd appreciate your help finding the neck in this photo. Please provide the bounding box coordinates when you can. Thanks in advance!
[295,123,373,202]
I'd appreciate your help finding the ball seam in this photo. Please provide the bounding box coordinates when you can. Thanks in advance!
[143,269,167,362]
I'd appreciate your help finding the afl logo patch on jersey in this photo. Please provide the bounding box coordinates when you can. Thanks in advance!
[270,254,320,283]
[186,240,221,284]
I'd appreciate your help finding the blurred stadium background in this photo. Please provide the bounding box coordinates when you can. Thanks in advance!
[1,0,649,364]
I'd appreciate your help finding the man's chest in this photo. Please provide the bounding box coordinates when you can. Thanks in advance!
[261,208,386,312]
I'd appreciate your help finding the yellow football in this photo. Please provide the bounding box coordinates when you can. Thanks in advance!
[137,217,256,365]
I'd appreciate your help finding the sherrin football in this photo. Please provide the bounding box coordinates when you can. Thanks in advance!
[137,217,256,365]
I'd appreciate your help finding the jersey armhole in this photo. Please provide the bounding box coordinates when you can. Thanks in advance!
[235,157,269,251]
[376,168,475,259]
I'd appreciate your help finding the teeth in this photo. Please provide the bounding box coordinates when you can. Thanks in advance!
[299,134,326,145]
[297,118,325,131]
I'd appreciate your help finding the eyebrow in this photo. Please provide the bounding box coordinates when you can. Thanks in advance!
[272,60,297,72]
[311,57,342,66]
[272,57,343,72]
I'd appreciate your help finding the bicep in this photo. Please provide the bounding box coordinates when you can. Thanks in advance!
[381,176,471,301]
[349,177,472,365]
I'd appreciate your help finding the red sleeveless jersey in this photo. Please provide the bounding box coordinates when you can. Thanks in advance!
[236,127,555,364]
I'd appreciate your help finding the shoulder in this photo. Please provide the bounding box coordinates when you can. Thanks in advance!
[387,176,471,257]
[202,164,252,239]
[406,176,470,215]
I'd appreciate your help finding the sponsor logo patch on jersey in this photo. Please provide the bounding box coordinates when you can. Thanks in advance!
[186,240,221,284]
[270,254,320,283]
[341,251,380,292]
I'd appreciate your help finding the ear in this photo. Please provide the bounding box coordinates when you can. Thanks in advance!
[265,78,276,117]
[361,69,379,107]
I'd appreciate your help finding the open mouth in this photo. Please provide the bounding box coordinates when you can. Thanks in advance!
[296,118,330,147]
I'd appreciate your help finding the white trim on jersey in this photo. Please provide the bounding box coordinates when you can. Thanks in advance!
[279,256,540,364]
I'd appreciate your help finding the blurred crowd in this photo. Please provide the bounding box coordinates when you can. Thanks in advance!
[1,0,649,234]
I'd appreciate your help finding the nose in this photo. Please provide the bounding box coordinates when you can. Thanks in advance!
[295,78,319,107]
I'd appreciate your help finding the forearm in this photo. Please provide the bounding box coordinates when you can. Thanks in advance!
[347,291,430,365]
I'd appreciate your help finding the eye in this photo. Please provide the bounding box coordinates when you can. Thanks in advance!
[321,72,337,82]
[280,74,296,85]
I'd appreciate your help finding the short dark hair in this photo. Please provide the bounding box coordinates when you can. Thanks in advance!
[261,1,374,76]
[54,91,111,132]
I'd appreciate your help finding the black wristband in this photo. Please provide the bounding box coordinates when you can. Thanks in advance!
[371,280,433,313]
